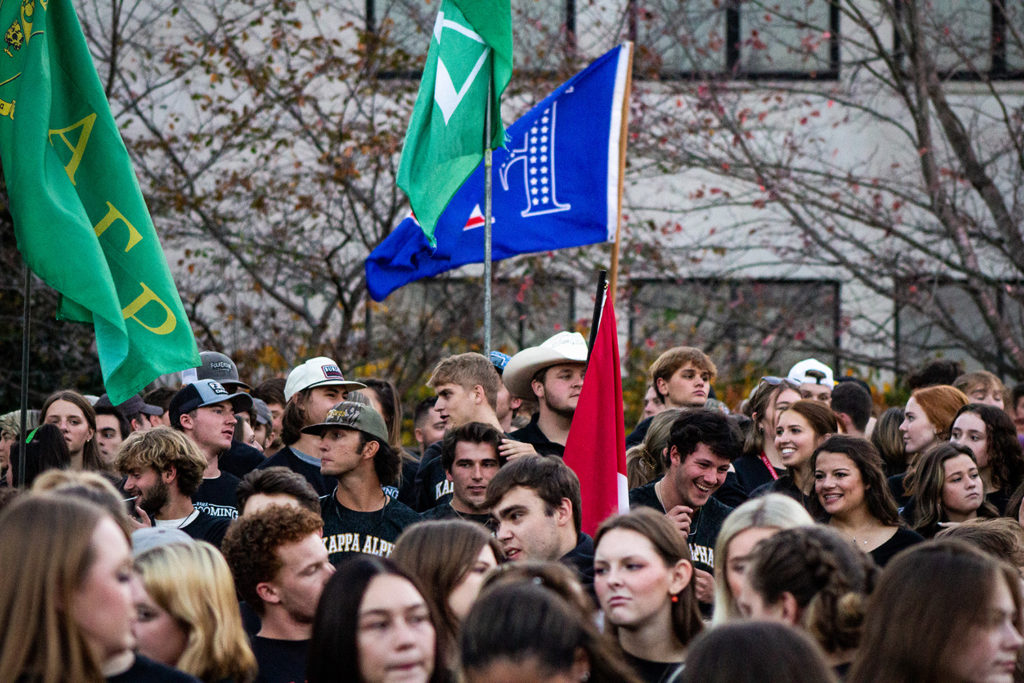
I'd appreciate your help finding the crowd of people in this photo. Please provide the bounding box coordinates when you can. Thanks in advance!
[2,342,1024,682]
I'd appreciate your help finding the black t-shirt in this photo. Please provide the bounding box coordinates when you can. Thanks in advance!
[258,446,336,496]
[220,440,265,478]
[628,480,733,575]
[731,452,785,500]
[561,532,596,596]
[180,510,232,548]
[622,652,680,683]
[107,654,199,682]
[750,474,814,512]
[194,472,241,519]
[320,490,421,565]
[870,527,924,567]
[251,636,309,683]
[420,501,494,527]
[509,413,565,457]
[412,442,452,512]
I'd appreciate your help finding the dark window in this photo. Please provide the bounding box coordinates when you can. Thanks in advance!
[631,0,840,80]
[895,1,1024,80]
[627,278,841,384]
[894,277,1023,379]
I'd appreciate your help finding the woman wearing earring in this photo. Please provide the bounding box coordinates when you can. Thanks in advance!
[593,508,703,683]
[811,435,923,567]
[751,400,838,509]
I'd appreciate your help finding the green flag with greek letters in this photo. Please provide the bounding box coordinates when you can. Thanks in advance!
[0,0,199,403]
[397,0,512,247]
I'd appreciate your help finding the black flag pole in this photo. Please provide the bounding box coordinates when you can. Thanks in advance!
[587,270,608,365]
[17,259,30,488]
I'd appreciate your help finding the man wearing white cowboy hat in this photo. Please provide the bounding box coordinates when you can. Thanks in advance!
[503,331,589,457]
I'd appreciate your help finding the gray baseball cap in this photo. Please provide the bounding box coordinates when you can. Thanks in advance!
[301,401,389,442]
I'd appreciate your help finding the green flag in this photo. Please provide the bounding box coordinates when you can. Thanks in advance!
[397,0,512,247]
[0,0,199,403]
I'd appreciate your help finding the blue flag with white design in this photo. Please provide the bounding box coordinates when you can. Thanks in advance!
[366,44,631,302]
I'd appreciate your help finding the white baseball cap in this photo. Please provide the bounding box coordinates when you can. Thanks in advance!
[787,358,835,389]
[284,357,365,402]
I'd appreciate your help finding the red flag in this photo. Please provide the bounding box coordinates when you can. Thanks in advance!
[563,293,629,536]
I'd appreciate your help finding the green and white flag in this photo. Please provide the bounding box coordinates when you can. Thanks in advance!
[0,0,200,403]
[397,0,512,247]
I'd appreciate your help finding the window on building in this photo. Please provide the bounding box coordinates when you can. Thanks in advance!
[366,276,577,353]
[631,0,840,79]
[627,278,841,389]
[896,1,1024,79]
[894,277,1024,379]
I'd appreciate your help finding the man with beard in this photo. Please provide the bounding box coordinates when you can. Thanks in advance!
[222,505,334,683]
[503,332,588,457]
[422,422,505,525]
[116,426,232,547]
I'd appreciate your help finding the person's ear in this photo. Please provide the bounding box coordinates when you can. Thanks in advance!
[569,647,590,683]
[161,465,177,485]
[360,439,380,461]
[179,413,194,430]
[779,591,802,625]
[668,558,693,595]
[531,378,546,400]
[256,581,281,605]
[668,445,682,467]
[555,497,573,527]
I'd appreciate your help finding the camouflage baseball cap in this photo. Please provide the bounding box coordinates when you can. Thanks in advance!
[301,401,388,442]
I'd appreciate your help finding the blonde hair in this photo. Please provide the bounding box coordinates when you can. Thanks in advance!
[135,542,257,682]
[711,494,815,625]
[0,495,109,683]
[114,427,208,498]
[626,408,683,488]
[31,470,134,537]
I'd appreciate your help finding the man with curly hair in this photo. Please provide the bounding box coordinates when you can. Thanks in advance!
[222,505,334,683]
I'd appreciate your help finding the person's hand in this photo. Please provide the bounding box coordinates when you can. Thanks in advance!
[665,505,694,537]
[130,501,152,530]
[499,439,539,461]
[693,568,715,603]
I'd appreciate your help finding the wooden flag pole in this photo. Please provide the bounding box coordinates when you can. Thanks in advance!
[608,41,634,304]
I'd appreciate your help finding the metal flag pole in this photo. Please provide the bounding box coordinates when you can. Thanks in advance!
[483,76,494,355]
[17,260,30,488]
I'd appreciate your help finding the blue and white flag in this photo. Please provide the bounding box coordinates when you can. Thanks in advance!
[365,44,631,302]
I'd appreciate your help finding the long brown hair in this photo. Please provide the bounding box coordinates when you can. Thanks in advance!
[849,540,1023,683]
[911,443,998,537]
[41,390,105,471]
[0,495,111,683]
[809,435,902,527]
[594,508,703,647]
[392,520,503,649]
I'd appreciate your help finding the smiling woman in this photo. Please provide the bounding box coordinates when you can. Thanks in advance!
[750,400,837,508]
[810,435,923,567]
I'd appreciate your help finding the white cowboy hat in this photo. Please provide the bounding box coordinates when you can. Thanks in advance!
[502,332,589,399]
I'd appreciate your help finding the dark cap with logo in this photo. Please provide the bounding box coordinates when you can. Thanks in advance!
[195,351,251,392]
[168,379,253,428]
[301,401,389,442]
